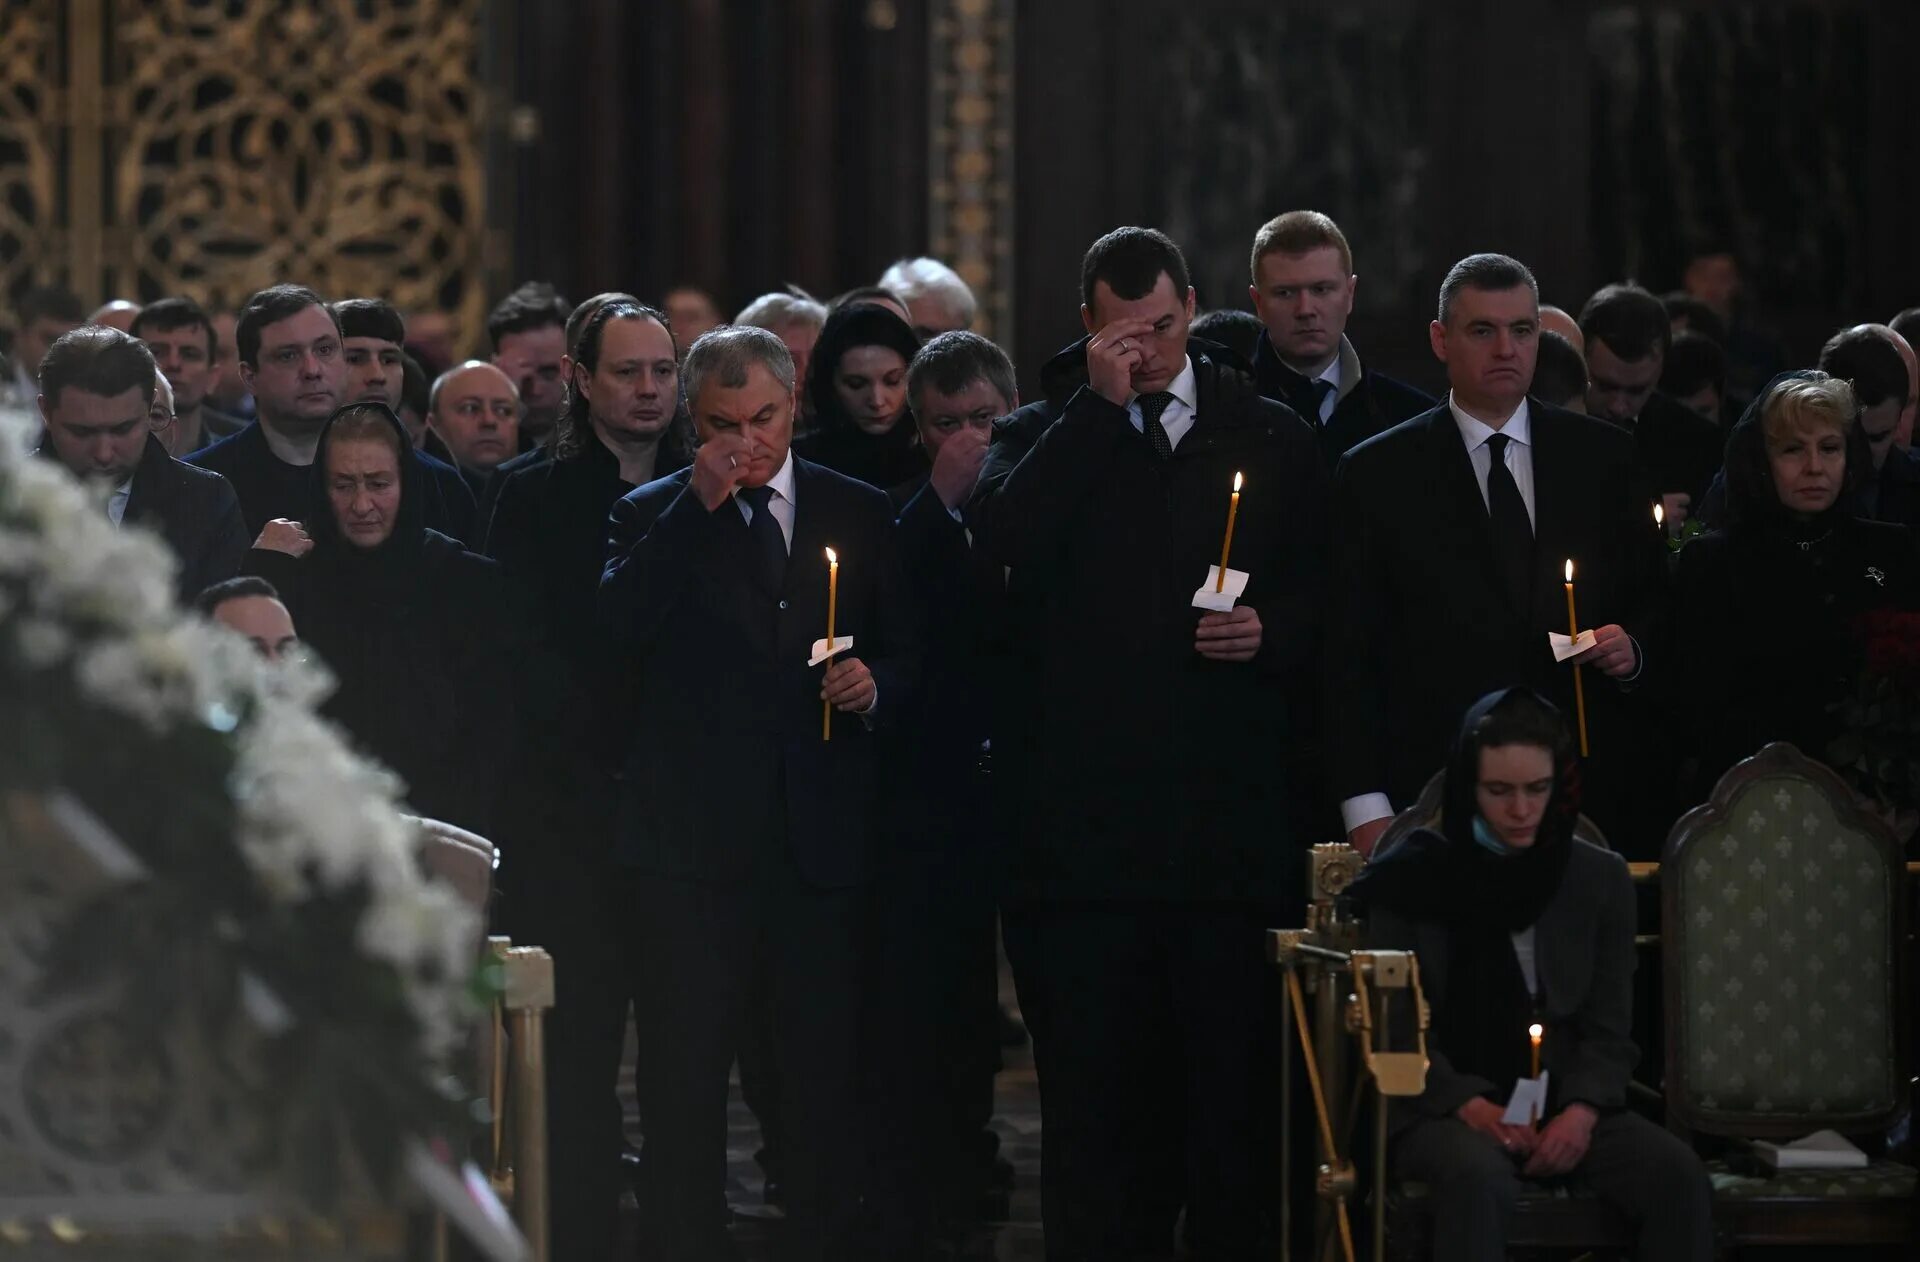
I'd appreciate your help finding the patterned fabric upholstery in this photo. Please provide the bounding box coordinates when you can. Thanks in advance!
[1672,774,1899,1117]
[1707,1159,1918,1199]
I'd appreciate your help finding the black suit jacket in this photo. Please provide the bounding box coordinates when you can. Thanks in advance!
[36,433,248,600]
[971,339,1327,901]
[1326,399,1667,815]
[1251,333,1436,470]
[1368,840,1639,1127]
[600,457,920,889]
[1625,390,1724,507]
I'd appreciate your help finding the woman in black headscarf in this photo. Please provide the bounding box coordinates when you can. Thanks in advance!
[1669,370,1919,801]
[245,401,524,835]
[792,302,924,489]
[1347,689,1710,1262]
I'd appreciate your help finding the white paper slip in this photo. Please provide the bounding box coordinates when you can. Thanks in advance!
[1754,1129,1868,1171]
[808,635,854,666]
[1548,631,1594,663]
[1501,1071,1549,1126]
[1191,566,1250,612]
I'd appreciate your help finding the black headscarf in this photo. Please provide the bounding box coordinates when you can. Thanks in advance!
[795,303,924,488]
[1721,369,1874,538]
[305,401,430,591]
[1347,688,1580,1091]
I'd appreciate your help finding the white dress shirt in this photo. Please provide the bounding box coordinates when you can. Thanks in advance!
[1125,356,1199,450]
[1311,354,1344,423]
[106,477,134,527]
[1340,393,1538,836]
[733,449,797,549]
[1450,393,1536,528]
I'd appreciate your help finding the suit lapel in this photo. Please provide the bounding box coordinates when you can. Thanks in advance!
[120,436,169,528]
[1527,404,1576,633]
[1421,409,1512,608]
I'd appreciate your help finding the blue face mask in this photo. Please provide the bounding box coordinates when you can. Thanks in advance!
[1472,814,1522,856]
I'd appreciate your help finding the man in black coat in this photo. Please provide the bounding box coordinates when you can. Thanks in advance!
[34,325,247,599]
[1329,255,1668,858]
[1248,210,1435,469]
[481,299,689,1262]
[1580,283,1724,520]
[971,227,1326,1259]
[601,325,918,1262]
[188,285,477,545]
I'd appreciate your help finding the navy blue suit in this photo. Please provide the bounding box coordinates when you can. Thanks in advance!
[599,454,918,1260]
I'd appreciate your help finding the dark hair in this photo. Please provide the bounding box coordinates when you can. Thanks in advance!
[907,331,1016,414]
[400,350,430,418]
[806,303,921,432]
[37,324,158,408]
[1660,291,1728,350]
[193,575,282,616]
[553,300,675,460]
[1189,308,1265,360]
[1890,307,1920,349]
[129,296,216,360]
[486,281,570,352]
[330,297,405,346]
[1436,253,1538,324]
[1531,330,1588,408]
[18,284,85,327]
[566,291,638,354]
[1472,688,1576,763]
[1818,327,1909,410]
[1578,283,1670,363]
[1661,331,1726,401]
[831,285,906,313]
[1081,226,1191,312]
[236,284,335,368]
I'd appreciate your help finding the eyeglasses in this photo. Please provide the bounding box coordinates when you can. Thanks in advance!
[148,410,177,430]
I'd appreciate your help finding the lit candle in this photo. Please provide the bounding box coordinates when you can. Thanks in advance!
[1529,1022,1543,1078]
[1216,472,1243,592]
[1564,560,1590,757]
[823,547,839,741]
[1653,501,1663,533]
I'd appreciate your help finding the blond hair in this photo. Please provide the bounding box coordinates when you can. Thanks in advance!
[1761,372,1856,451]
[1250,210,1353,280]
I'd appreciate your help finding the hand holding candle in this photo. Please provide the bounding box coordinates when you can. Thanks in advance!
[1216,472,1243,592]
[1563,560,1591,757]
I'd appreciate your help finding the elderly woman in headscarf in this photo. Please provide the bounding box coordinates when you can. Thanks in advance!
[791,301,925,489]
[245,401,525,835]
[1347,689,1711,1262]
[1669,370,1919,800]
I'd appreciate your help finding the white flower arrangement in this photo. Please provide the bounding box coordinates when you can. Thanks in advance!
[0,403,478,1060]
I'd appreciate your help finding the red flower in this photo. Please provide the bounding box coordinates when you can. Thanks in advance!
[1855,611,1920,683]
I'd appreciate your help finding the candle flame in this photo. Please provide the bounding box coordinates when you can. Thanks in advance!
[1529,1023,1543,1039]
[1653,503,1664,526]
[825,547,837,565]
[1564,559,1574,583]
[1232,471,1243,493]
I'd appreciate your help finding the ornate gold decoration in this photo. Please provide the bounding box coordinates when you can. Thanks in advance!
[0,1,492,349]
[928,0,1013,342]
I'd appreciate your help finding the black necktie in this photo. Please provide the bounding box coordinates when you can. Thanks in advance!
[1138,391,1176,459]
[738,484,788,589]
[1484,433,1534,611]
[1310,378,1337,423]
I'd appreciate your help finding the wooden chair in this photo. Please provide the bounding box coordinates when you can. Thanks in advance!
[1371,771,1637,1258]
[1663,742,1917,1249]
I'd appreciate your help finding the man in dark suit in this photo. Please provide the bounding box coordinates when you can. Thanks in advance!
[971,227,1326,1259]
[1329,254,1668,858]
[35,325,247,599]
[601,325,918,1261]
[482,298,688,1261]
[188,285,477,544]
[1247,210,1435,468]
[1580,283,1724,523]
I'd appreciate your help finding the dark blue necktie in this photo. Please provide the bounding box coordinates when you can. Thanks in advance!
[738,484,788,589]
[1310,378,1337,423]
[1138,391,1176,459]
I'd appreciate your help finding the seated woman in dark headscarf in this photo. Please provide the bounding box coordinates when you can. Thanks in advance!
[245,401,523,836]
[1669,370,1918,801]
[791,302,925,489]
[1347,689,1711,1262]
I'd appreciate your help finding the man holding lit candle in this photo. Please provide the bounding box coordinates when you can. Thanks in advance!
[599,325,919,1261]
[1327,253,1668,858]
[971,226,1327,1259]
